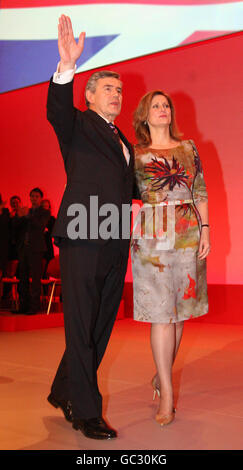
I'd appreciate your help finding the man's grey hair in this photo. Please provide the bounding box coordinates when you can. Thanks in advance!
[85,70,121,107]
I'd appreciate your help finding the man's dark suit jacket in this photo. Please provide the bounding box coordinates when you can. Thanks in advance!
[47,78,136,245]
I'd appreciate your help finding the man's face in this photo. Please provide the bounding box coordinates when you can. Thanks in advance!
[30,192,42,208]
[87,77,123,122]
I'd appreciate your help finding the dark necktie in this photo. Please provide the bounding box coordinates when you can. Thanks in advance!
[108,122,121,144]
[108,122,129,165]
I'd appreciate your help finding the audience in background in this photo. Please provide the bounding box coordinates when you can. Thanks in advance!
[0,196,22,304]
[7,188,51,315]
[0,190,57,313]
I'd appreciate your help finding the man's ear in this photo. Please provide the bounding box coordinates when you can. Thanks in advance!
[86,89,95,106]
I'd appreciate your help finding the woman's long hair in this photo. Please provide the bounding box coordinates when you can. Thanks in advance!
[133,90,182,147]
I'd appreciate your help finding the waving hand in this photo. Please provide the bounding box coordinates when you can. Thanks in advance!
[58,15,85,72]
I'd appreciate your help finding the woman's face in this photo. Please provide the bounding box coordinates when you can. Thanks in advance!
[147,94,171,129]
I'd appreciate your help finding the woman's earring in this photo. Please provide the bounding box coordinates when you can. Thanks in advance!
[144,120,147,125]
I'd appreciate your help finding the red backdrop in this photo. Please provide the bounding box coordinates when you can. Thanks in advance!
[1,31,243,287]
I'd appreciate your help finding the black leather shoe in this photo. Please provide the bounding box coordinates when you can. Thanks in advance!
[72,417,117,440]
[47,393,73,422]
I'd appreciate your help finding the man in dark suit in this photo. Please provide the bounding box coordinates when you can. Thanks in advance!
[47,15,138,440]
[12,188,50,314]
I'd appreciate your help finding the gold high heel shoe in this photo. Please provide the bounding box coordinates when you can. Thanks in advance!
[155,411,175,427]
[151,376,176,413]
[151,376,160,401]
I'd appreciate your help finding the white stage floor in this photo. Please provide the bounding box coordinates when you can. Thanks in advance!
[1,319,243,451]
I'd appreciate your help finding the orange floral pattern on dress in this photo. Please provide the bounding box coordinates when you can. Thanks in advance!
[183,274,196,299]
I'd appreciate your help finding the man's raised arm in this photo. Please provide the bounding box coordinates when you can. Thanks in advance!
[47,16,85,150]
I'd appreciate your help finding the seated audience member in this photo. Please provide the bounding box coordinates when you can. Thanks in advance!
[12,188,50,315]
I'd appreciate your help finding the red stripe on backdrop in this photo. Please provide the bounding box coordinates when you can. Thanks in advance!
[1,0,240,9]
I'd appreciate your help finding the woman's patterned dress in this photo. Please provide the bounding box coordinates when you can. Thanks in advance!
[131,140,208,323]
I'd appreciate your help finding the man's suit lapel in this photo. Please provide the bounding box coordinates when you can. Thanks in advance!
[84,109,131,169]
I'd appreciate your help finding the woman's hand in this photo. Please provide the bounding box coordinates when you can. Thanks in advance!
[198,227,210,260]
[58,15,85,72]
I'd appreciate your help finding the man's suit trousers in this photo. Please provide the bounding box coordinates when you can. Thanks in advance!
[51,237,129,419]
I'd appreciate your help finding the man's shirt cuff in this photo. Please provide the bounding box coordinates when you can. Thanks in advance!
[53,62,77,84]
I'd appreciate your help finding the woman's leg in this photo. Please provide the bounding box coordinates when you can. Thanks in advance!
[150,323,175,415]
[150,321,184,415]
[174,321,184,360]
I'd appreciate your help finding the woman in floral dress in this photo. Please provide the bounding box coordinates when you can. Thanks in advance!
[131,90,210,426]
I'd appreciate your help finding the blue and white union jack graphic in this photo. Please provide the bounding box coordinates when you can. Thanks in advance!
[0,1,242,93]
